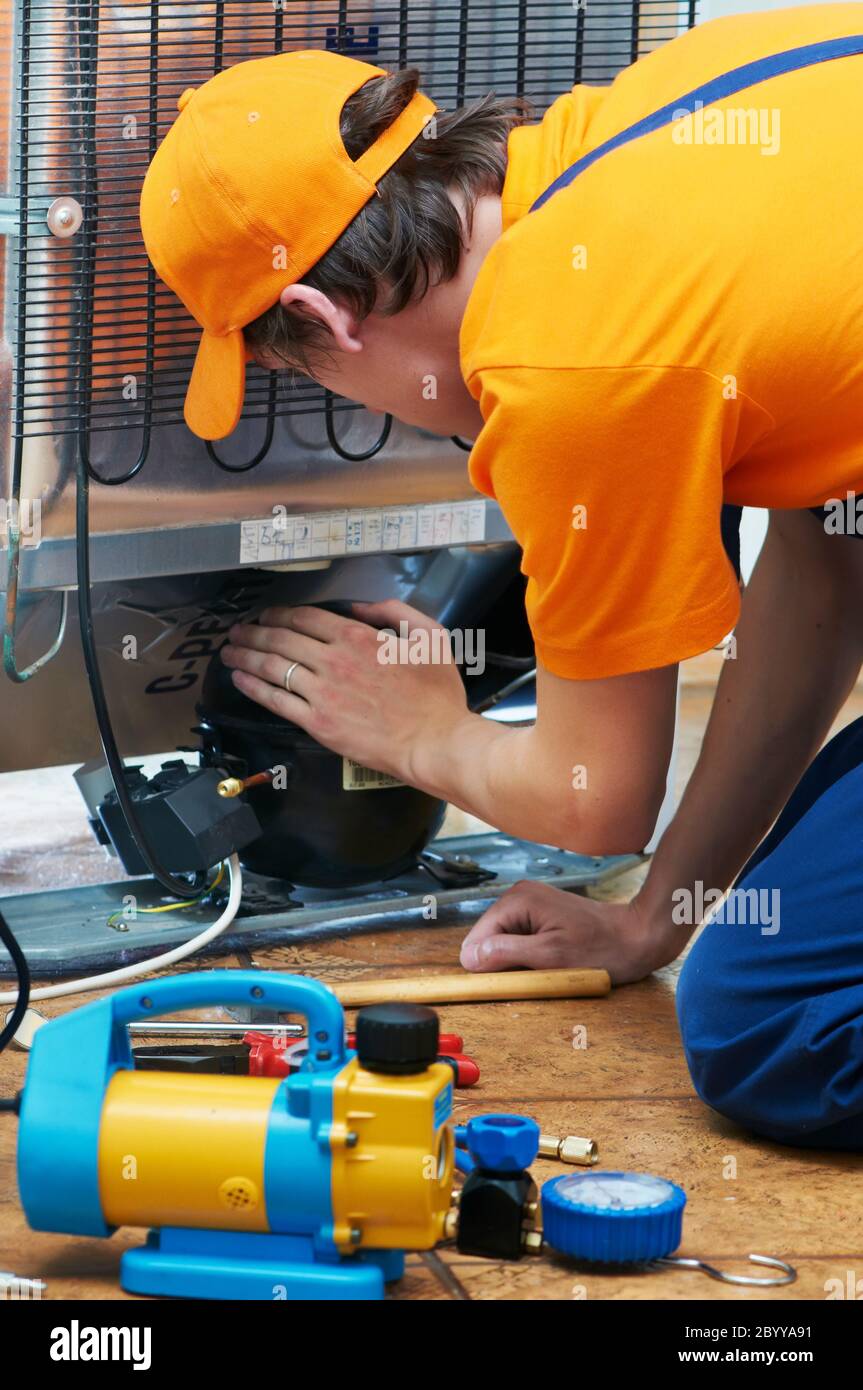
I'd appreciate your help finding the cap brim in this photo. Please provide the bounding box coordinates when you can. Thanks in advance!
[184,328,246,440]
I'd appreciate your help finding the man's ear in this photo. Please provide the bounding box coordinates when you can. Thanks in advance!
[279,284,363,354]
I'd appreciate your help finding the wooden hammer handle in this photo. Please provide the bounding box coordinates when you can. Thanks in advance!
[333,968,610,1008]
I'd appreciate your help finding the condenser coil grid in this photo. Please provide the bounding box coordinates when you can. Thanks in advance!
[6,1,696,452]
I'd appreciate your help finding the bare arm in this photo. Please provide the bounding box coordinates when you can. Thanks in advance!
[409,660,677,855]
[636,507,863,951]
[460,508,863,980]
[221,600,677,856]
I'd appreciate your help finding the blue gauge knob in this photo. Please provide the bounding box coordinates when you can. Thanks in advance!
[466,1114,540,1173]
[542,1171,687,1263]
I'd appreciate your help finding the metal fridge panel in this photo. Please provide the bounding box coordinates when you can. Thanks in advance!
[0,0,694,586]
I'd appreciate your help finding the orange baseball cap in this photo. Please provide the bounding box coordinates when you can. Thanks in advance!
[140,50,437,440]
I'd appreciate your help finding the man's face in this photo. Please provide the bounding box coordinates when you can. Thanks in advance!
[252,298,484,440]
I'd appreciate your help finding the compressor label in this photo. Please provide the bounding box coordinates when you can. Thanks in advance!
[239,499,486,565]
[342,759,405,792]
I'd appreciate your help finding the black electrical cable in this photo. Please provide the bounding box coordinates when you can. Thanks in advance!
[81,0,157,486]
[0,907,30,1055]
[451,436,474,452]
[0,1097,20,1114]
[75,444,202,899]
[485,651,536,670]
[74,0,148,488]
[66,3,196,896]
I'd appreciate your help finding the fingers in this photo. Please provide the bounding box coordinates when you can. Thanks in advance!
[240,601,445,653]
[228,668,315,729]
[460,891,534,970]
[459,880,564,971]
[221,642,317,700]
[353,599,444,637]
[462,926,563,973]
[260,605,368,643]
[459,897,531,958]
[225,621,324,672]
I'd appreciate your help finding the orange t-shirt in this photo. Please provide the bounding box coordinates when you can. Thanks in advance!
[460,4,863,679]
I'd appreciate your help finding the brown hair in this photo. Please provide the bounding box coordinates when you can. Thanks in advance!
[244,69,530,374]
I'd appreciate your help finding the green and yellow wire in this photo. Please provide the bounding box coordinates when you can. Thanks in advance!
[107,862,226,932]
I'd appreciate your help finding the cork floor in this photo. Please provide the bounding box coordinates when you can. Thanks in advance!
[1,652,862,1301]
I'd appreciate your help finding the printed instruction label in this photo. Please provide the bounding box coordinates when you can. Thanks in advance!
[239,499,486,566]
[342,758,405,792]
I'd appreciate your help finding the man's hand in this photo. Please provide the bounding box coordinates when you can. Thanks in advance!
[222,597,677,854]
[220,599,470,783]
[460,881,671,985]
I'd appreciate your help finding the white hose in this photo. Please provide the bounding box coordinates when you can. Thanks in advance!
[0,854,242,1006]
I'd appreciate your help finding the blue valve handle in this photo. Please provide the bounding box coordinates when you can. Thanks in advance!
[18,969,347,1238]
[459,1113,540,1173]
[109,970,346,1071]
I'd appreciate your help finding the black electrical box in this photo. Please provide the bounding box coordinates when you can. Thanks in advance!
[98,760,261,875]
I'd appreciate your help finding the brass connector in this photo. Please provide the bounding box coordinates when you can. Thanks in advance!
[538,1133,598,1166]
[217,777,244,798]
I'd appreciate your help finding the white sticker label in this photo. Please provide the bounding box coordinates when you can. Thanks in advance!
[342,758,405,792]
[239,500,486,566]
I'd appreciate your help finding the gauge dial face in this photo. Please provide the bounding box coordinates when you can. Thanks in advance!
[554,1172,676,1212]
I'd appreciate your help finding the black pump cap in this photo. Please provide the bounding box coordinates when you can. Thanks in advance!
[354,1003,440,1075]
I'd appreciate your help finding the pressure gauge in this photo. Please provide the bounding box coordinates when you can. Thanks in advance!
[541,1170,687,1263]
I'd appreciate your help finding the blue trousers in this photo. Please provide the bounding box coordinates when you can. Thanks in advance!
[677,716,863,1149]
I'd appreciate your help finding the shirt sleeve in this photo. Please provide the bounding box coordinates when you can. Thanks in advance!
[465,363,744,679]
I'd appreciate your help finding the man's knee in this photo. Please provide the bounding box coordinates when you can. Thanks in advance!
[677,942,863,1149]
[675,939,760,1133]
[675,727,863,1150]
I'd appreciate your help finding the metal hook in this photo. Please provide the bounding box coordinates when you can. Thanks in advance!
[655,1253,797,1288]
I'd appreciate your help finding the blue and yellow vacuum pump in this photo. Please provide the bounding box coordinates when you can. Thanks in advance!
[16,970,459,1300]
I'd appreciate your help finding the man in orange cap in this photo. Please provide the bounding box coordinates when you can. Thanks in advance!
[142,8,863,1147]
